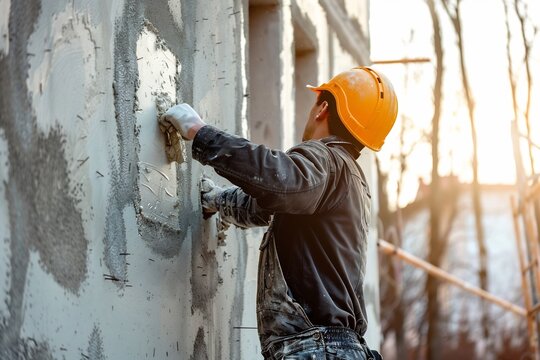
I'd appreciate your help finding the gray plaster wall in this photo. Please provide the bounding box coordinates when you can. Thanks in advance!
[0,0,379,359]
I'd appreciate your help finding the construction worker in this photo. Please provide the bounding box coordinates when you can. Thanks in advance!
[161,67,398,360]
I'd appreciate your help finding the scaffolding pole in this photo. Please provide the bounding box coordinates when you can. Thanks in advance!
[377,239,527,317]
[512,197,539,356]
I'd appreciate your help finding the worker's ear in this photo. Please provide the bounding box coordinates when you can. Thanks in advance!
[315,101,329,122]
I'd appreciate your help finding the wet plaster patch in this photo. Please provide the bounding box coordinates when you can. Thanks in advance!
[1,127,87,355]
[0,0,84,356]
[105,0,145,287]
[190,217,220,316]
[134,20,193,257]
[86,325,107,360]
[106,1,194,287]
[190,327,209,360]
[103,163,128,287]
[142,0,198,261]
[0,341,53,360]
[33,129,88,290]
[0,130,10,319]
[136,25,182,231]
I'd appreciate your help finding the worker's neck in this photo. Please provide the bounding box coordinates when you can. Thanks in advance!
[311,127,331,140]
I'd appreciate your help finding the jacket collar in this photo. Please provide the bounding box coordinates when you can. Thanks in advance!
[320,136,362,159]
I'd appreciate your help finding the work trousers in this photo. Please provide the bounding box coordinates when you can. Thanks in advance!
[261,326,382,360]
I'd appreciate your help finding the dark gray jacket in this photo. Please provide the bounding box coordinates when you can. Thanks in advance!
[192,125,372,347]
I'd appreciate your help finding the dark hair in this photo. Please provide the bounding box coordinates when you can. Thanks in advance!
[317,90,364,151]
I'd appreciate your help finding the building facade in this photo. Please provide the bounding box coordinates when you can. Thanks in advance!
[0,0,380,358]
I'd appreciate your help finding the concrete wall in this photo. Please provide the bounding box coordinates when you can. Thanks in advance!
[0,0,379,359]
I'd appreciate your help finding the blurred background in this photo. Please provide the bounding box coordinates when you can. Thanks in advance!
[370,0,540,359]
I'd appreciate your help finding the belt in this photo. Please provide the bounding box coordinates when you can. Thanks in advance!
[262,326,374,359]
[320,326,362,344]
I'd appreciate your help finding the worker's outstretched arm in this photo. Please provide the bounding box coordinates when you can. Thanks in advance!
[160,103,335,214]
[193,125,334,215]
[201,177,271,228]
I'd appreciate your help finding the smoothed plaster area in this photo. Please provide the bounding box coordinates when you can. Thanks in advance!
[136,24,184,239]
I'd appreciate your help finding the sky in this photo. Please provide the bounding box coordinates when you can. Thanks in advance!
[369,0,540,207]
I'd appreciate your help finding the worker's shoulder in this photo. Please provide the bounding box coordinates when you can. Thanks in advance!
[288,139,352,173]
[287,139,330,155]
[289,138,360,163]
[290,137,352,153]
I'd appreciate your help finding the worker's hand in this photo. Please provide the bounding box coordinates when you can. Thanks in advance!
[200,176,223,219]
[158,121,184,163]
[160,103,206,140]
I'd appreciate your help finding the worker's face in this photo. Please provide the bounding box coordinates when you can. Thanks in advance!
[302,95,324,142]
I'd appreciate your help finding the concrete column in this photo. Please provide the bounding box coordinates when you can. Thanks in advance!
[248,3,283,149]
[292,5,318,144]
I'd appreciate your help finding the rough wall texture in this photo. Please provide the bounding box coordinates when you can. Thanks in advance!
[0,0,379,358]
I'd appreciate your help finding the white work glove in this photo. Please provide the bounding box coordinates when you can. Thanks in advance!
[200,176,223,219]
[160,103,206,140]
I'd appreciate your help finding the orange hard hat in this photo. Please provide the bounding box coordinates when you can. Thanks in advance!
[307,66,398,151]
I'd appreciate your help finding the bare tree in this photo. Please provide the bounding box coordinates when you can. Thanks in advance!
[377,114,414,357]
[513,0,537,175]
[377,158,407,358]
[377,25,430,357]
[503,0,540,354]
[425,0,445,358]
[512,0,540,241]
[377,30,432,357]
[440,0,490,346]
[502,0,529,203]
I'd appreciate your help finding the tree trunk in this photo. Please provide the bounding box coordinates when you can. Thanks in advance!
[440,0,489,345]
[502,0,540,353]
[426,0,444,358]
[513,0,540,244]
[376,159,407,357]
[513,0,536,175]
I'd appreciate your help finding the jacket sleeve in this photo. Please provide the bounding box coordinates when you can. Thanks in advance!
[192,125,334,214]
[216,186,272,228]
